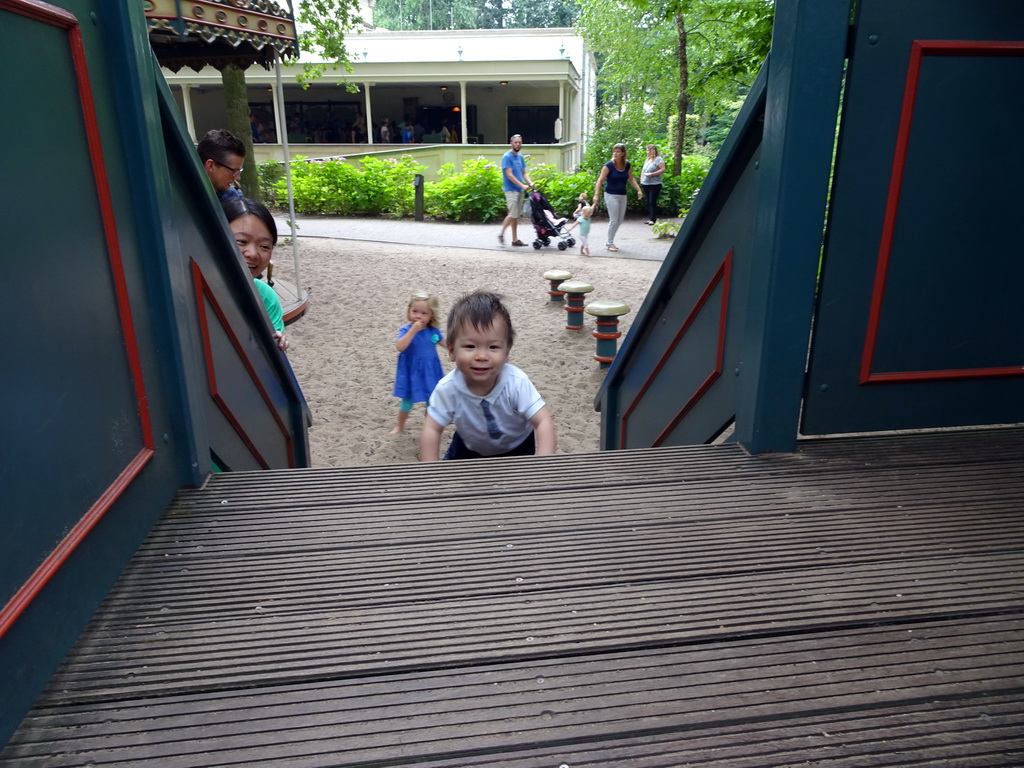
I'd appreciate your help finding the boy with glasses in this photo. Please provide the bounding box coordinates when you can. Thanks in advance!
[198,128,245,201]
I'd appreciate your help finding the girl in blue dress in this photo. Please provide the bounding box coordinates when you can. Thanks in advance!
[390,291,445,434]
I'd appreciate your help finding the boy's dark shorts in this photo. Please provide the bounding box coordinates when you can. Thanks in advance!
[443,430,536,460]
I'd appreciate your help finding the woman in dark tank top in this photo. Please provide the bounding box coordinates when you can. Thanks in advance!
[592,142,643,252]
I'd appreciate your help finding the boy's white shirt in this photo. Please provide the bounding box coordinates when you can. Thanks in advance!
[427,363,545,455]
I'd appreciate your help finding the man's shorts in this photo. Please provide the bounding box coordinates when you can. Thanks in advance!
[504,190,523,218]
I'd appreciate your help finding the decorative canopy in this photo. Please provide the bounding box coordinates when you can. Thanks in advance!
[144,0,299,72]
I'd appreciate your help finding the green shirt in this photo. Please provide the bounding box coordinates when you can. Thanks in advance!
[254,278,284,332]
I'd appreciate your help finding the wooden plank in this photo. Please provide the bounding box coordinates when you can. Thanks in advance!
[4,618,1022,766]
[2,428,1023,765]
[37,551,1024,701]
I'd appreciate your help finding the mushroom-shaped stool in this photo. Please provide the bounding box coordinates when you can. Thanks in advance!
[585,299,631,368]
[542,269,573,303]
[557,279,595,330]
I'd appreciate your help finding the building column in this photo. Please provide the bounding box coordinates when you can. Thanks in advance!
[363,83,373,144]
[558,81,566,142]
[459,81,467,144]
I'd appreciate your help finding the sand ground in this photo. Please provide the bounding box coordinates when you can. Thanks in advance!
[271,237,662,467]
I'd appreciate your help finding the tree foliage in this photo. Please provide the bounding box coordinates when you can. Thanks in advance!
[372,0,578,30]
[292,0,365,85]
[577,0,772,172]
[372,0,478,31]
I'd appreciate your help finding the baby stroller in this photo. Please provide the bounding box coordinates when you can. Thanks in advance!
[527,189,576,251]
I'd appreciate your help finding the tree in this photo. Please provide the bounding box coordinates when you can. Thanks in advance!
[373,0,478,31]
[214,0,366,199]
[222,64,260,199]
[500,0,578,28]
[292,0,366,84]
[577,0,772,173]
[372,0,579,29]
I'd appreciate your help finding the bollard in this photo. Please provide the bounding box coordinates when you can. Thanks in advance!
[585,299,631,368]
[557,279,595,330]
[413,174,424,221]
[542,269,573,303]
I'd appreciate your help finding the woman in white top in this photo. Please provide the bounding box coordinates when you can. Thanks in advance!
[640,144,667,225]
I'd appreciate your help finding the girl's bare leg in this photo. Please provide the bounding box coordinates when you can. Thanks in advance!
[389,409,409,435]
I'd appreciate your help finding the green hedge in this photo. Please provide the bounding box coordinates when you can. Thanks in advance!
[258,153,712,221]
[424,157,506,223]
[259,155,424,217]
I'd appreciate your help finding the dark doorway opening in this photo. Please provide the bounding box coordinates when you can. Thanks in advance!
[507,106,560,144]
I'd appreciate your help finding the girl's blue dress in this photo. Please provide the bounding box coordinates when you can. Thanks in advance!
[393,324,444,403]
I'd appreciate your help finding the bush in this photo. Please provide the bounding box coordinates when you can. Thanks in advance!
[257,161,285,204]
[424,157,506,222]
[659,155,713,217]
[258,151,711,222]
[666,113,701,157]
[264,155,425,216]
[345,156,423,217]
[270,157,352,214]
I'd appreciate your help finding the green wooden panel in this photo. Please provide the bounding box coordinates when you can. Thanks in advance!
[803,0,1024,435]
[2,5,145,598]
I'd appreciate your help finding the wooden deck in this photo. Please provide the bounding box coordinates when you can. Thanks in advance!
[3,428,1023,766]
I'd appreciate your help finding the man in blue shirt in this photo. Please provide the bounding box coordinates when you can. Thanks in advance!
[497,134,534,247]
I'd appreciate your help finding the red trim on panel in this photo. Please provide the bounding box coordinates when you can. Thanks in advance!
[191,260,295,469]
[0,0,156,640]
[620,252,732,449]
[867,366,1024,383]
[861,40,1024,385]
[0,0,76,26]
[70,27,155,449]
[0,448,154,637]
[915,40,1024,56]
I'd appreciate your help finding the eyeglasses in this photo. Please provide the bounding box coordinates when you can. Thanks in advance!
[216,160,243,176]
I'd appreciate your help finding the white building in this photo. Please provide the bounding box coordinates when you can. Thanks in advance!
[162,26,597,173]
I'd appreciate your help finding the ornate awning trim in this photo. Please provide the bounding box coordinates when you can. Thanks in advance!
[144,0,299,72]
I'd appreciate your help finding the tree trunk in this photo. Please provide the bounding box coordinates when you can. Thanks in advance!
[221,63,259,201]
[673,11,689,175]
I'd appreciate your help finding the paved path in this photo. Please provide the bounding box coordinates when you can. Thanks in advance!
[274,214,677,262]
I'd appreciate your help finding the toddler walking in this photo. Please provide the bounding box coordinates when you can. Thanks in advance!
[565,193,588,231]
[420,291,556,461]
[390,291,445,434]
[577,204,593,257]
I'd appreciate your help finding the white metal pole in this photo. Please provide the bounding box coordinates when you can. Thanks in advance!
[274,54,301,294]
